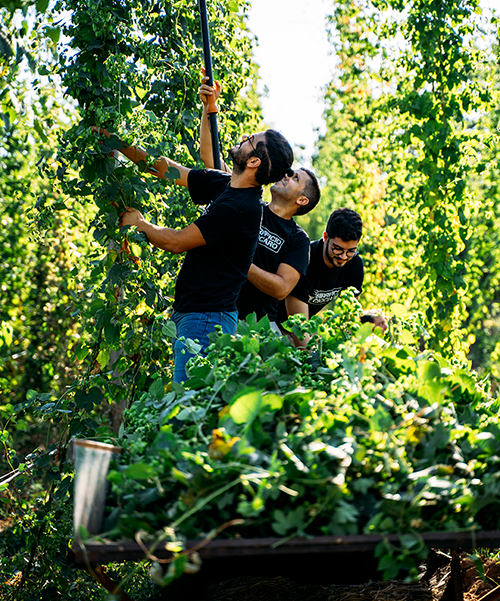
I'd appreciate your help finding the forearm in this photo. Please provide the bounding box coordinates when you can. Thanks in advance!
[120,208,205,253]
[199,107,230,172]
[200,106,214,168]
[96,129,189,186]
[248,264,291,300]
[120,144,188,186]
[136,221,186,254]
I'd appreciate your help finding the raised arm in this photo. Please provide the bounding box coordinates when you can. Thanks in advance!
[248,263,302,301]
[120,208,206,254]
[199,77,230,172]
[93,127,191,187]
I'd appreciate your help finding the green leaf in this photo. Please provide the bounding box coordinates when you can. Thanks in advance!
[105,136,125,150]
[33,118,48,143]
[26,389,38,401]
[333,499,359,524]
[416,360,445,404]
[74,387,103,412]
[77,524,90,541]
[229,390,262,424]
[399,533,422,550]
[184,338,202,355]
[90,388,104,407]
[97,348,111,370]
[136,86,148,100]
[262,393,283,411]
[378,552,398,572]
[371,405,393,431]
[149,379,165,400]
[399,329,415,344]
[0,321,13,347]
[75,344,89,361]
[0,31,13,60]
[104,323,121,345]
[164,166,180,180]
[36,0,50,11]
[124,462,155,479]
[354,322,374,344]
[469,553,485,581]
[45,26,60,44]
[390,303,408,318]
[418,361,441,381]
[271,506,306,536]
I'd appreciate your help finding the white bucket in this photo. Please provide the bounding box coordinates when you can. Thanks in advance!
[73,439,122,539]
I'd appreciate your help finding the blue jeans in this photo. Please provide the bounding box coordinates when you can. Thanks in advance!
[172,310,238,383]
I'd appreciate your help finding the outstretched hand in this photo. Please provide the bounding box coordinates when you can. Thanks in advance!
[119,207,144,228]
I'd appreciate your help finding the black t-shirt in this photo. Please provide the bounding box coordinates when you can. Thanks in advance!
[278,238,364,321]
[237,205,310,322]
[173,169,263,313]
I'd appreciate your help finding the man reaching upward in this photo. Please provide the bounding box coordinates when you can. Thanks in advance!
[94,104,293,381]
[199,78,320,327]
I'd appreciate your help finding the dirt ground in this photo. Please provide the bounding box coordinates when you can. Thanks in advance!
[420,553,500,601]
[197,553,500,601]
[461,555,500,601]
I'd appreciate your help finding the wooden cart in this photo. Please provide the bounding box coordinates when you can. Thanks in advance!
[69,530,500,601]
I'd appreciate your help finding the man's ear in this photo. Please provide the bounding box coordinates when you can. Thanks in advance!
[296,195,309,209]
[322,231,328,243]
[246,156,261,170]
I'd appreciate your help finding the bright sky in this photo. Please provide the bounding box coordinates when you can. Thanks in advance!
[246,0,335,166]
[246,0,497,167]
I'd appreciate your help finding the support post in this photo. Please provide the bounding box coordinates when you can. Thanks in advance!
[198,0,221,170]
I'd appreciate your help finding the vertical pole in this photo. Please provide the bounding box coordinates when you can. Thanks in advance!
[198,0,221,170]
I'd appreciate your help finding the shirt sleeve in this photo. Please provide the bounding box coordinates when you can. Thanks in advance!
[288,240,318,303]
[187,169,231,206]
[288,273,310,304]
[281,230,310,276]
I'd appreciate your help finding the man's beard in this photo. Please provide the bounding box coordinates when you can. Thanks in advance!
[229,145,250,174]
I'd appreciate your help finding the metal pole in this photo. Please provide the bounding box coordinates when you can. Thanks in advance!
[198,0,221,170]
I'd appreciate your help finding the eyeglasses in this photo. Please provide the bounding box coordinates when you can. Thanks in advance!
[239,134,256,152]
[328,238,358,258]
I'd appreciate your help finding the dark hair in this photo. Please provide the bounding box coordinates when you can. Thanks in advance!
[253,129,294,186]
[360,311,379,325]
[326,207,362,241]
[295,167,321,216]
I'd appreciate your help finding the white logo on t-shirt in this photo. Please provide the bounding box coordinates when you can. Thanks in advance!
[259,226,284,253]
[309,288,342,305]
[201,201,213,216]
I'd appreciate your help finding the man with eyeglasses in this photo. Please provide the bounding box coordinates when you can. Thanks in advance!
[199,78,321,328]
[94,91,294,382]
[278,207,364,345]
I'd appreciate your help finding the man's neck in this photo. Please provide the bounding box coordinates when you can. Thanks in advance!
[268,199,294,220]
[230,170,260,189]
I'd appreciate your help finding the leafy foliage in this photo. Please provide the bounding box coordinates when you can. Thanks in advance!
[98,290,499,583]
[1,0,500,597]
[1,0,262,597]
[32,0,264,416]
[308,0,499,360]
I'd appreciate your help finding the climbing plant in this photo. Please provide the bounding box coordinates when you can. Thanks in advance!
[379,0,492,355]
[312,0,497,359]
[38,0,262,415]
[1,0,263,597]
[301,0,418,315]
